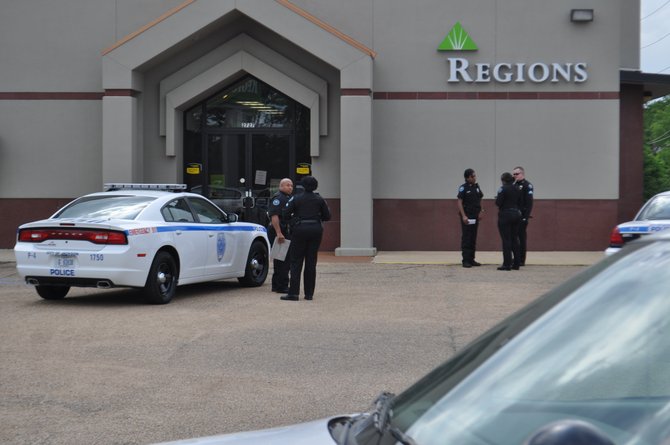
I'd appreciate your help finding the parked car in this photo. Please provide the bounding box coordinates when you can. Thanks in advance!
[14,184,269,304]
[606,190,670,255]
[156,231,670,444]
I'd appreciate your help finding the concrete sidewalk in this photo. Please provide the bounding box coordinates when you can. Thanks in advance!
[1,248,603,265]
[1,249,603,265]
[370,251,604,266]
[1,248,603,266]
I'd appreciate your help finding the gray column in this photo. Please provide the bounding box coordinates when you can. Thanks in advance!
[102,95,139,184]
[335,91,376,256]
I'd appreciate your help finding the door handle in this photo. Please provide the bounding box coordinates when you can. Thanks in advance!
[176,230,182,235]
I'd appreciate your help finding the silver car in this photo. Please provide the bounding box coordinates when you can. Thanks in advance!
[156,231,670,444]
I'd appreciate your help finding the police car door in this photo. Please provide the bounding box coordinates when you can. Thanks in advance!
[187,197,238,277]
[161,198,208,280]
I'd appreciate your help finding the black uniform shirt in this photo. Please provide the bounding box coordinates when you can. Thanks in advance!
[457,182,483,218]
[267,191,291,235]
[284,191,331,223]
[496,183,522,211]
[515,179,534,219]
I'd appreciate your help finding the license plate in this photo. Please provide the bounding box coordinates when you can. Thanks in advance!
[49,252,78,277]
[56,257,75,267]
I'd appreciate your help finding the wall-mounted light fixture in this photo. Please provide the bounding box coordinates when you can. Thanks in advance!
[570,9,594,22]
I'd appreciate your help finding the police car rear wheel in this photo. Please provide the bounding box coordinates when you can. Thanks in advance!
[144,251,178,304]
[238,240,268,287]
[36,285,70,300]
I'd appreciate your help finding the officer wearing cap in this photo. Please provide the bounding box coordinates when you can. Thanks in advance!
[513,166,534,266]
[267,178,293,293]
[457,168,484,268]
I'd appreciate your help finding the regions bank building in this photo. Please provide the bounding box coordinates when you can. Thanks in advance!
[1,0,669,253]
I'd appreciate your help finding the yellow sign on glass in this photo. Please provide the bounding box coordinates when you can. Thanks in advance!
[186,163,202,175]
[296,163,311,175]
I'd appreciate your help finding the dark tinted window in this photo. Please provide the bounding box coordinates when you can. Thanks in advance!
[162,199,195,222]
[188,198,227,224]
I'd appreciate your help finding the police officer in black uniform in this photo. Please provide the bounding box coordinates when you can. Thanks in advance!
[280,176,331,301]
[267,178,293,293]
[513,166,534,266]
[457,168,484,268]
[496,172,522,270]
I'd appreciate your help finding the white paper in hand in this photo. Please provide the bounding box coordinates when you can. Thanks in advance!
[271,239,291,261]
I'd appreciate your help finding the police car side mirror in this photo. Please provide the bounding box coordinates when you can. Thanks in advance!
[227,213,238,223]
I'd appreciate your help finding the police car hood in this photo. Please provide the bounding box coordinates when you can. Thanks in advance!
[617,219,670,234]
[152,417,338,445]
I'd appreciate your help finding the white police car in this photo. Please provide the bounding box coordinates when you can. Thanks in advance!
[14,184,269,304]
[606,190,670,255]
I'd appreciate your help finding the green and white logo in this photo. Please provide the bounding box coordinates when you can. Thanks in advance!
[438,22,477,51]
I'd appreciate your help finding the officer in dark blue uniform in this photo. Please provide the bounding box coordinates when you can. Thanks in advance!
[267,178,293,293]
[457,168,484,268]
[280,176,331,301]
[513,166,534,266]
[496,172,522,270]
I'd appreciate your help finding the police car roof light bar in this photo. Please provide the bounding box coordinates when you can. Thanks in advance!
[104,183,187,192]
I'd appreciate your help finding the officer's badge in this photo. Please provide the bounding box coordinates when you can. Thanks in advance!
[459,186,464,192]
[272,198,280,206]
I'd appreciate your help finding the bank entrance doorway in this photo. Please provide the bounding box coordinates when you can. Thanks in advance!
[183,75,310,224]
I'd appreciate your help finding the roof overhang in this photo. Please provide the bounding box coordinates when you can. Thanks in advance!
[620,70,670,101]
[102,0,375,91]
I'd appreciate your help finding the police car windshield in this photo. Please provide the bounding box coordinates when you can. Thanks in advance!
[637,195,670,221]
[55,195,155,220]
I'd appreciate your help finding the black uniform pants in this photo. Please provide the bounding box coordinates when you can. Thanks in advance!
[268,229,291,291]
[460,219,478,263]
[517,219,529,264]
[498,211,521,267]
[288,223,323,297]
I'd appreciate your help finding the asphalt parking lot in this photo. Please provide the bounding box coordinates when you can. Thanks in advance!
[0,253,595,445]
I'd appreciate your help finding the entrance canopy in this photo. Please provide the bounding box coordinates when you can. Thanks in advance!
[101,0,377,256]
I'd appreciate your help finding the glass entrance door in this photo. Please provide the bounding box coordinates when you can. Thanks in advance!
[183,74,311,224]
[205,133,290,225]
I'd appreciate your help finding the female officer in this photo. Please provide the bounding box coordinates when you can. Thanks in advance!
[280,176,331,301]
[495,172,522,271]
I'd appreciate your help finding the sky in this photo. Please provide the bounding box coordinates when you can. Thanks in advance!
[641,0,670,74]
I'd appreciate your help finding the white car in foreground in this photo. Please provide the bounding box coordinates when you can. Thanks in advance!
[155,231,670,445]
[14,184,269,304]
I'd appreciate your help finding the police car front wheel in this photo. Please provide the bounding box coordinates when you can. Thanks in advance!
[238,240,268,287]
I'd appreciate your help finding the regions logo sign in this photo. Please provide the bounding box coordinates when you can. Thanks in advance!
[437,22,588,84]
[437,22,478,51]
